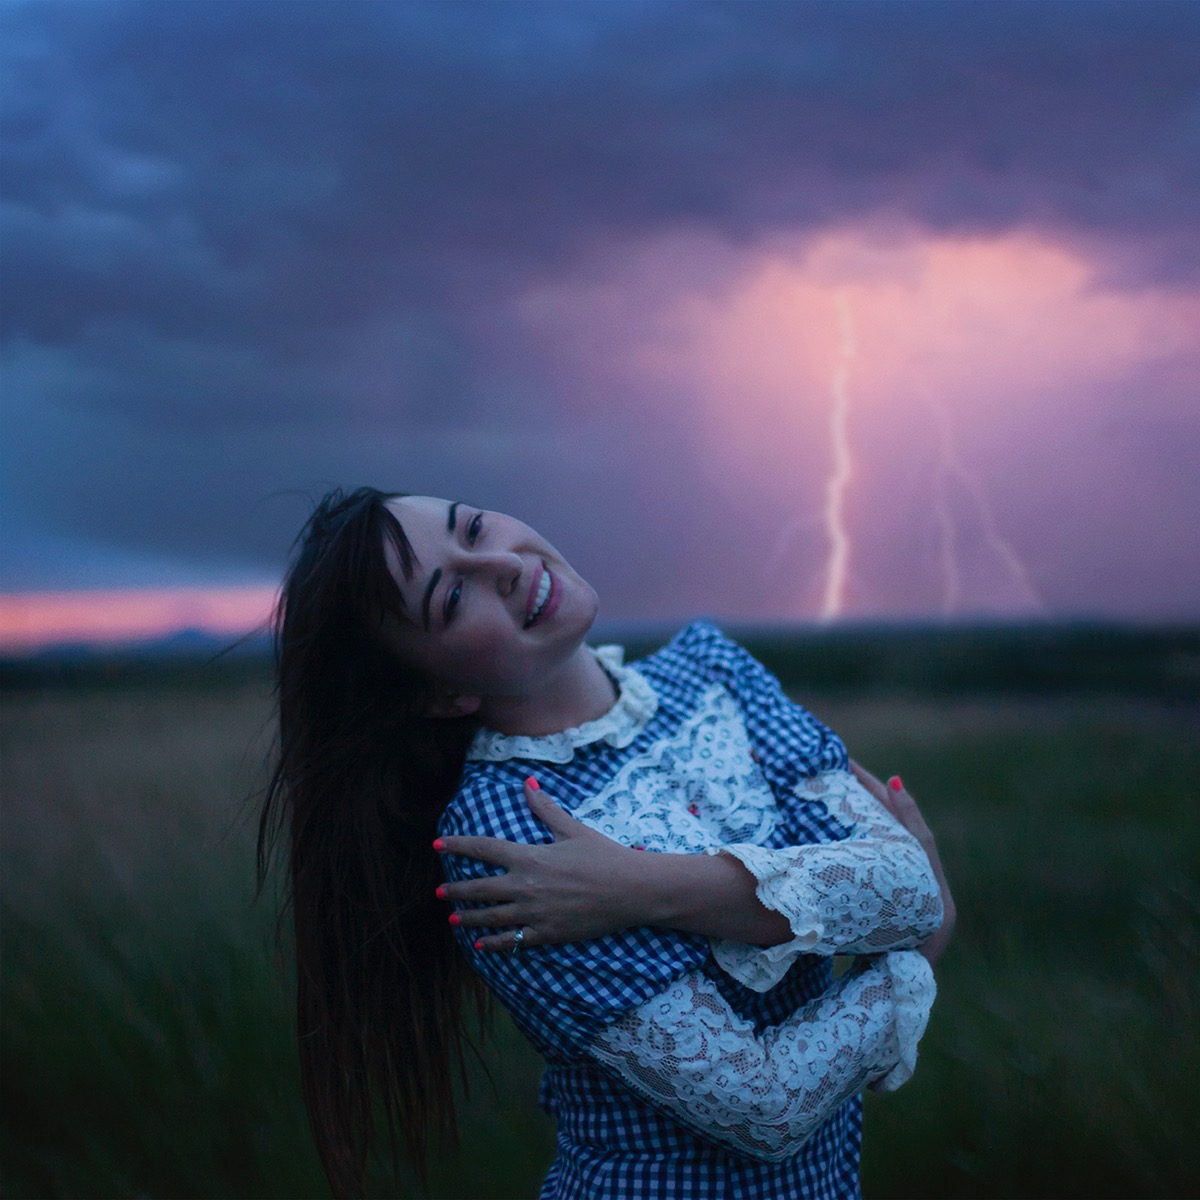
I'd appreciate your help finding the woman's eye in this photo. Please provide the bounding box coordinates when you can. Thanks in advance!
[445,582,463,622]
[467,512,484,544]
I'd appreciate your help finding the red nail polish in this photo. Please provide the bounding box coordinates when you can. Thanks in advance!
[525,775,540,791]
[435,885,447,899]
[888,776,903,792]
[449,912,461,926]
[432,838,445,851]
[632,845,645,851]
[473,940,484,951]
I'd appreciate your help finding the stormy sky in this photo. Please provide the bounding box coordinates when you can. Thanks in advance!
[2,0,1198,637]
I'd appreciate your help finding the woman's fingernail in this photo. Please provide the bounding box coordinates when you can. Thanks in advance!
[474,940,484,951]
[435,885,447,899]
[525,775,540,791]
[888,776,903,792]
[449,912,462,926]
[432,838,445,851]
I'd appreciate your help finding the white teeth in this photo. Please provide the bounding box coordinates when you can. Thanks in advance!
[529,569,551,622]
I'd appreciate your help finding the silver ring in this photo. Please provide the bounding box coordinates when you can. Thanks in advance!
[511,927,526,954]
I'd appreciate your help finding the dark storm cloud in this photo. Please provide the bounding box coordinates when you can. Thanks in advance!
[5,0,1198,348]
[2,0,1198,597]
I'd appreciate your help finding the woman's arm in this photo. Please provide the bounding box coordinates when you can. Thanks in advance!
[438,777,792,948]
[436,770,946,957]
[705,765,951,990]
[587,949,936,1162]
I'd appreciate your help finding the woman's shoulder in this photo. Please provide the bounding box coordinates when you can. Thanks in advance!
[440,759,547,843]
[638,619,763,688]
[639,619,732,670]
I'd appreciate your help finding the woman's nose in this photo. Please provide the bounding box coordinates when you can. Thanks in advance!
[469,550,524,594]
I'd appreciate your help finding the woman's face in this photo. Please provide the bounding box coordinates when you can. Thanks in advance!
[381,496,599,703]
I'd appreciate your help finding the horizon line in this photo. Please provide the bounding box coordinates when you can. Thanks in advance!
[0,585,280,654]
[2,583,1197,657]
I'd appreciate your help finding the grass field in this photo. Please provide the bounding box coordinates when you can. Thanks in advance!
[2,636,1198,1198]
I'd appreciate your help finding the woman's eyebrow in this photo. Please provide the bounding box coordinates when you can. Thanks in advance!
[421,567,442,631]
[448,501,460,532]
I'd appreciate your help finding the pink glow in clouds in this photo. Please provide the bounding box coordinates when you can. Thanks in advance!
[0,586,278,654]
[514,226,1200,619]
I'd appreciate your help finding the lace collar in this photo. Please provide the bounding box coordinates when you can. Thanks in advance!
[466,644,659,764]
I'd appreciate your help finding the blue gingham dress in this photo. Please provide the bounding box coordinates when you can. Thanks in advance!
[439,622,862,1199]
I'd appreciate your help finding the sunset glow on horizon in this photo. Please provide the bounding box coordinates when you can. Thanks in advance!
[0,586,278,655]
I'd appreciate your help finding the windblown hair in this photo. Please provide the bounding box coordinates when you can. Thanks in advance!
[257,487,485,1198]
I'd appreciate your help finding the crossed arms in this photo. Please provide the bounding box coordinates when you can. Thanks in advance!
[439,762,955,1161]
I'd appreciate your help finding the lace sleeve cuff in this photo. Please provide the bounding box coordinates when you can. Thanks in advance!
[708,841,826,992]
[706,771,943,992]
[870,950,936,1093]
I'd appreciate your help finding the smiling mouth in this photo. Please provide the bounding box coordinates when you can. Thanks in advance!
[524,566,552,627]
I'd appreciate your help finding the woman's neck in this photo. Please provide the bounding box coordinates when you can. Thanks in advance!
[476,644,618,738]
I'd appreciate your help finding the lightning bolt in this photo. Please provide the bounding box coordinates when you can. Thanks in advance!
[819,291,855,620]
[927,395,1045,614]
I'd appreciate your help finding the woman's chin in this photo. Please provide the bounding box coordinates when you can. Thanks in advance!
[548,572,598,640]
[577,585,601,639]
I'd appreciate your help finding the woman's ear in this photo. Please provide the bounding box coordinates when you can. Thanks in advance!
[423,691,482,719]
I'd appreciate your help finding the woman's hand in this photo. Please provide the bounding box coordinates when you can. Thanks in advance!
[850,761,957,967]
[435,777,646,952]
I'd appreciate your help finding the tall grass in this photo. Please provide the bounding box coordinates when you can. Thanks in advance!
[2,664,1197,1197]
[816,696,1200,1199]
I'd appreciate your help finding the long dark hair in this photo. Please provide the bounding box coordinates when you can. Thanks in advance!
[257,487,486,1197]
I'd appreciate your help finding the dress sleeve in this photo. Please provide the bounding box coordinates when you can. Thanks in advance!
[587,950,935,1163]
[440,763,711,1064]
[707,770,944,991]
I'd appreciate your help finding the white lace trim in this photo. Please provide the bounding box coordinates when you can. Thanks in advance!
[588,951,935,1162]
[466,645,659,763]
[567,685,778,852]
[871,951,935,1093]
[708,770,944,991]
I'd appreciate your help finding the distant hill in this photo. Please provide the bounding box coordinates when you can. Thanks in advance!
[621,621,1200,700]
[3,621,1196,698]
[0,628,273,689]
[19,627,273,661]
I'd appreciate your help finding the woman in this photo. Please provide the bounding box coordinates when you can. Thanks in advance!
[259,487,953,1199]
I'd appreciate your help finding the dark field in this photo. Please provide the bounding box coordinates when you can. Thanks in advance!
[2,628,1198,1199]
